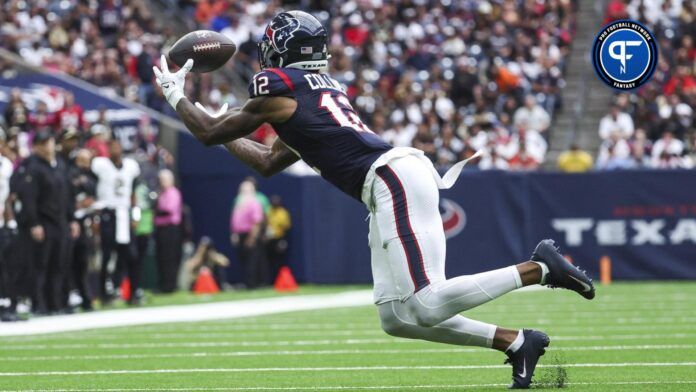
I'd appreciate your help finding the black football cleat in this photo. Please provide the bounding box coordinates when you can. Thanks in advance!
[532,239,595,300]
[505,329,550,389]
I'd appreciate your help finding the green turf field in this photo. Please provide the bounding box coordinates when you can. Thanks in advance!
[0,282,694,391]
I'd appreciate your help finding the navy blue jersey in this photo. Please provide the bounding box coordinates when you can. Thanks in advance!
[248,68,392,200]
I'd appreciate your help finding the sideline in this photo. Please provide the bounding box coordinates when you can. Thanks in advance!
[0,290,373,337]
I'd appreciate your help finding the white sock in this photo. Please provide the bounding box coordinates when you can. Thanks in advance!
[532,261,549,285]
[506,330,525,353]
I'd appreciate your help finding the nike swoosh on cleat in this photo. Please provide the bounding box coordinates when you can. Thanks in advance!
[519,358,527,378]
[568,274,592,292]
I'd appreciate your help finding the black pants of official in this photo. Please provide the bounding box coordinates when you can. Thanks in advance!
[0,228,20,311]
[155,224,182,293]
[69,230,92,309]
[100,210,138,301]
[266,237,288,284]
[21,223,68,313]
[236,233,268,289]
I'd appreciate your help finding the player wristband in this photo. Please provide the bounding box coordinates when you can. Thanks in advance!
[167,90,186,109]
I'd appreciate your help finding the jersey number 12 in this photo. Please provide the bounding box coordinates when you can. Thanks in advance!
[319,92,373,133]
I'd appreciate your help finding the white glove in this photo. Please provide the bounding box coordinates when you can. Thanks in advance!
[194,102,229,118]
[153,54,193,109]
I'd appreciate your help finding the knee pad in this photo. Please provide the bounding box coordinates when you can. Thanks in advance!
[406,295,442,327]
[378,303,412,337]
[410,309,440,328]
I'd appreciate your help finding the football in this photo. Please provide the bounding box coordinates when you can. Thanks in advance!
[168,30,236,73]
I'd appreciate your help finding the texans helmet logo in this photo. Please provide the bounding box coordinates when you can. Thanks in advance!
[440,198,466,239]
[265,13,300,54]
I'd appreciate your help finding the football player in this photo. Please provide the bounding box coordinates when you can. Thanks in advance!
[153,11,595,388]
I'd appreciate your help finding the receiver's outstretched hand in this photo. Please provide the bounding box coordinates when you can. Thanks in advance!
[153,54,193,109]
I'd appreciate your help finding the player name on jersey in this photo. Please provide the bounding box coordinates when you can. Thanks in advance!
[304,73,343,92]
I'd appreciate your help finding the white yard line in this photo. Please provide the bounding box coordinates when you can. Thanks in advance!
[3,332,695,350]
[3,381,696,391]
[0,362,695,377]
[68,321,696,334]
[10,320,696,342]
[0,344,694,362]
[0,290,373,337]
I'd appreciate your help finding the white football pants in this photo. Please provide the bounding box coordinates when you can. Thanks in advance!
[365,152,523,347]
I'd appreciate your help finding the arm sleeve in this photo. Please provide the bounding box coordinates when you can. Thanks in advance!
[248,69,294,98]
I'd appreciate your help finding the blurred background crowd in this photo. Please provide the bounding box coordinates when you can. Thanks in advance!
[0,0,694,321]
[2,0,693,173]
[595,0,696,170]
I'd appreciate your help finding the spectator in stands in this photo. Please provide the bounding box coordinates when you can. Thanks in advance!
[230,180,265,289]
[651,131,693,169]
[605,0,630,24]
[56,92,85,133]
[86,124,111,158]
[508,145,540,171]
[599,104,635,140]
[154,169,183,293]
[136,43,157,106]
[598,131,632,169]
[479,149,510,171]
[412,124,437,163]
[3,89,28,132]
[27,102,56,134]
[266,195,291,283]
[513,95,551,133]
[558,144,593,173]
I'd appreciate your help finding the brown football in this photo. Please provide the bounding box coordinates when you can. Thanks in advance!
[168,30,236,73]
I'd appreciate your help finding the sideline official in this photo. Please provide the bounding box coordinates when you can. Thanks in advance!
[14,132,78,314]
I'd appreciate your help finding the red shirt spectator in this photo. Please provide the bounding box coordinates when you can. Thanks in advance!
[55,93,85,131]
[663,70,696,96]
[509,152,539,171]
[28,103,57,133]
[604,0,629,24]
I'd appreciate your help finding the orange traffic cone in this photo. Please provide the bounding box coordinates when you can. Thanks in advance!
[274,266,298,292]
[193,267,220,294]
[120,277,131,302]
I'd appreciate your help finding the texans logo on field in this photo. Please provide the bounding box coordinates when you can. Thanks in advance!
[266,13,300,54]
[440,198,466,239]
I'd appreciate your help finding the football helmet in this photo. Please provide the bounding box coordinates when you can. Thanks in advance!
[258,11,329,70]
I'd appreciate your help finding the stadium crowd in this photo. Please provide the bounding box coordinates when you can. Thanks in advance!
[597,0,696,170]
[2,0,583,171]
[195,0,579,170]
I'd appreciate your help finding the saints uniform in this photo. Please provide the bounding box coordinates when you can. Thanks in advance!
[91,156,140,301]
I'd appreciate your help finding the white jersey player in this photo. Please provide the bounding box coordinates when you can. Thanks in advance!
[91,139,141,304]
